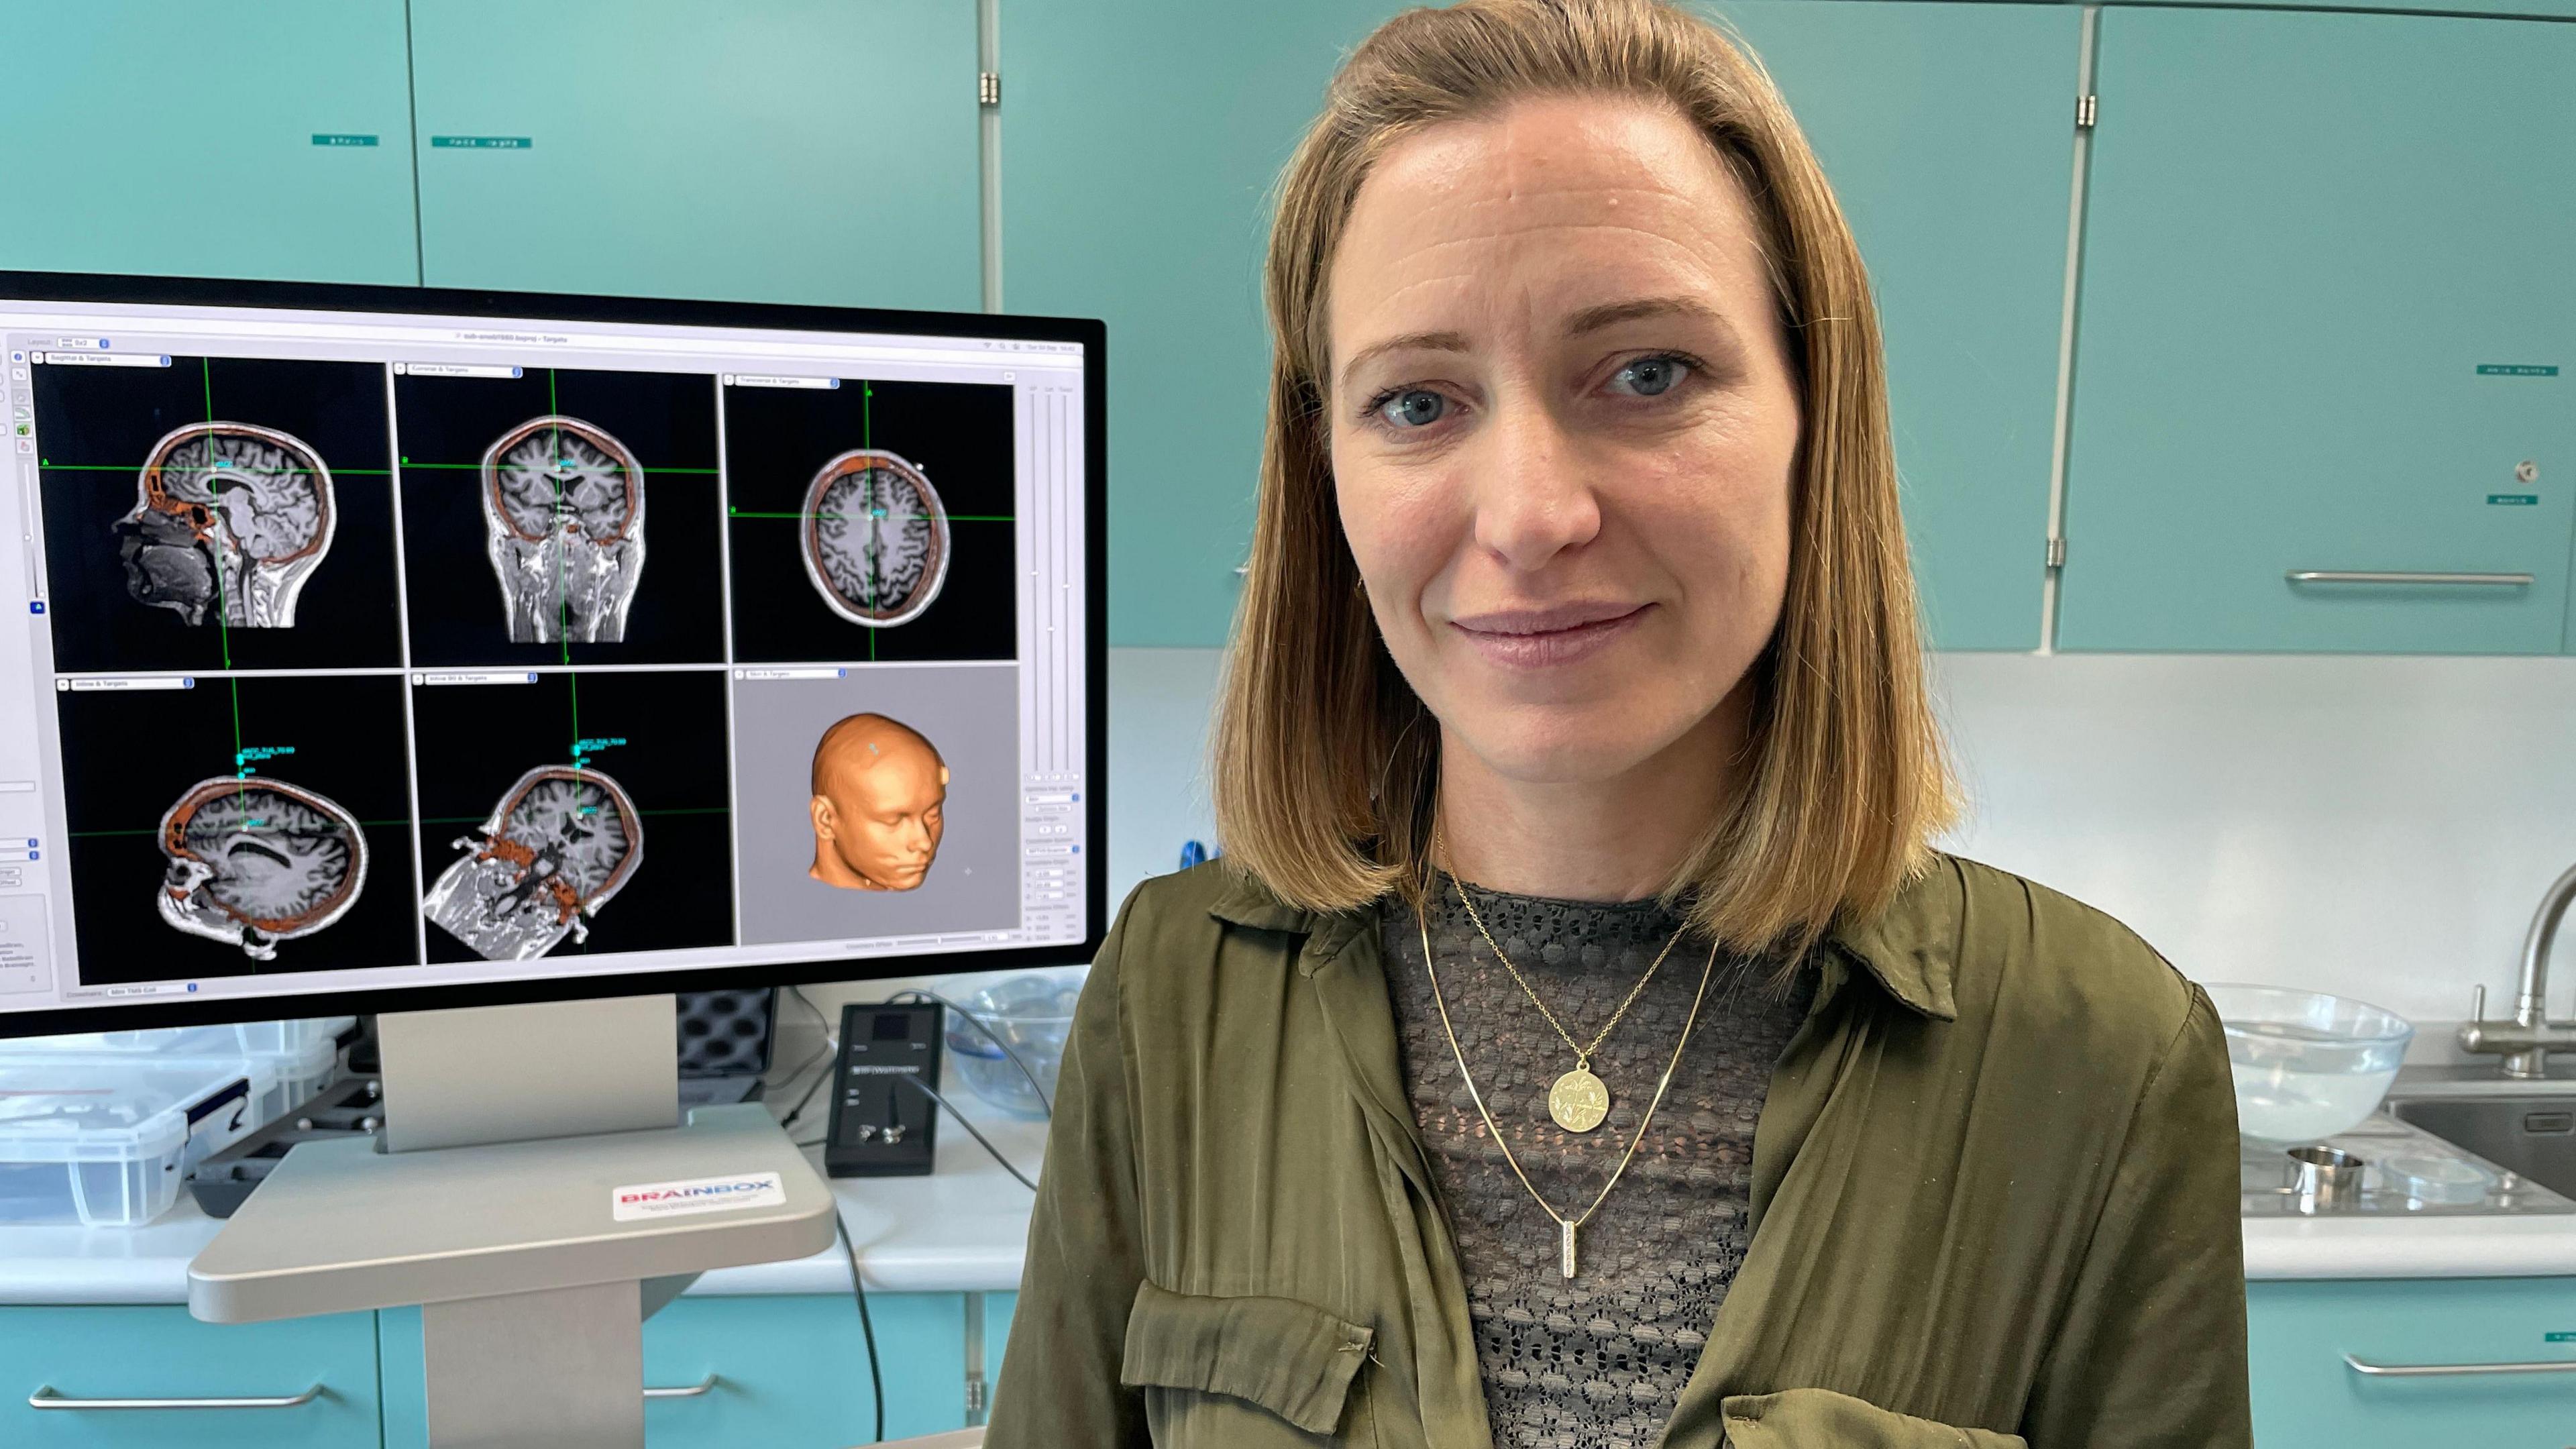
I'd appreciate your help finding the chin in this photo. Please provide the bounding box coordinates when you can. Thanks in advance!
[1452,700,1693,785]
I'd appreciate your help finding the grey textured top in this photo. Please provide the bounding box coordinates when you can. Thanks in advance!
[1379,878,1817,1449]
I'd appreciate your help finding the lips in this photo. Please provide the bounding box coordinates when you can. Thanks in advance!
[1448,601,1648,669]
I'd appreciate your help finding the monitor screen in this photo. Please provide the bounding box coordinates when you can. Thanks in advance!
[0,273,1104,1037]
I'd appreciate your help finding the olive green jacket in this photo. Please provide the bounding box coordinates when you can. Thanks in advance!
[985,854,2252,1448]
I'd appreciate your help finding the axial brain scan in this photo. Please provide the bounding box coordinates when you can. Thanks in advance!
[114,423,335,629]
[156,777,368,961]
[423,765,643,960]
[800,449,949,627]
[479,416,645,645]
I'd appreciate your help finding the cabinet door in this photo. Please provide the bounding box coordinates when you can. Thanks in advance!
[1714,3,2080,651]
[409,0,980,311]
[2248,1277,2576,1446]
[1003,0,1407,647]
[2059,9,2576,653]
[0,1305,382,1448]
[382,1292,969,1446]
[0,1,418,284]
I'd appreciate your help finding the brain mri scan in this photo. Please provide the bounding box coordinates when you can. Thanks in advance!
[423,765,643,960]
[479,416,645,644]
[800,449,949,627]
[156,777,368,961]
[113,422,335,629]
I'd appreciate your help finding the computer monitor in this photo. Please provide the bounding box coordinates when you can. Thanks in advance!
[0,272,1106,1039]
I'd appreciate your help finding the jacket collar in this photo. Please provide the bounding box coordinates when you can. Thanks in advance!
[1205,856,1961,1021]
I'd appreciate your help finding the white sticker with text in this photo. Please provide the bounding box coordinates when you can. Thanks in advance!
[611,1170,788,1222]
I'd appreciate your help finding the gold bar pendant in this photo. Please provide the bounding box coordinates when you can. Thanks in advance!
[1560,1219,1577,1279]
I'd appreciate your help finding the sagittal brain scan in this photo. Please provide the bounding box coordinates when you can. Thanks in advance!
[424,765,644,959]
[116,422,335,629]
[481,416,645,644]
[802,449,949,627]
[156,777,368,961]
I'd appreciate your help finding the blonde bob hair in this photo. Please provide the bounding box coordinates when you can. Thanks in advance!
[1212,0,1957,957]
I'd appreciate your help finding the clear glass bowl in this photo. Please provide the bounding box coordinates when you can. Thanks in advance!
[2206,983,2412,1145]
[934,967,1087,1120]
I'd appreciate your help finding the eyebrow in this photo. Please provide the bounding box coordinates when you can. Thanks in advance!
[1563,294,1729,337]
[1336,295,1737,393]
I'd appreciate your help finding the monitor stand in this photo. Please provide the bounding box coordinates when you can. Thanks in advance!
[186,995,839,1449]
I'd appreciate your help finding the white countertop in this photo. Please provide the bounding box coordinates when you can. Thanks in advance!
[9,1066,2576,1301]
[0,1091,1050,1306]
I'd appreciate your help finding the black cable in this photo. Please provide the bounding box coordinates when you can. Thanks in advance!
[897,1072,1040,1191]
[887,987,1055,1118]
[835,1212,884,1444]
[775,986,839,1132]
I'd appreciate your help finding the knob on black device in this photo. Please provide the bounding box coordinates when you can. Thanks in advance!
[824,1001,944,1177]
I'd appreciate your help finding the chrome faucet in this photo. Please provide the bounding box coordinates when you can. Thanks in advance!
[2458,861,2576,1078]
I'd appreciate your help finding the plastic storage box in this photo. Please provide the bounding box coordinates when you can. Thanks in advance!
[0,1021,345,1126]
[0,1060,264,1226]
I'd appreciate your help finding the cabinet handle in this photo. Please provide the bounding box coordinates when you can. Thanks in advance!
[2343,1352,2576,1378]
[2286,570,2534,586]
[644,1374,720,1399]
[30,1382,323,1410]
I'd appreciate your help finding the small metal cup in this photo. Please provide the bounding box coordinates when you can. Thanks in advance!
[2288,1145,2367,1212]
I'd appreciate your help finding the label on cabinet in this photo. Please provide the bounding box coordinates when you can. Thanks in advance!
[2475,364,2559,376]
[611,1170,788,1222]
[430,136,534,151]
[2488,494,2540,506]
[311,134,379,148]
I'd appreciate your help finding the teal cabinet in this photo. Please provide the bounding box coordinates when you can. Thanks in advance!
[2108,0,2576,20]
[382,1292,971,1446]
[1713,3,2080,651]
[1003,0,1407,647]
[2248,1277,2576,1446]
[408,0,981,312]
[2059,8,2576,654]
[0,1,419,284]
[0,1306,383,1447]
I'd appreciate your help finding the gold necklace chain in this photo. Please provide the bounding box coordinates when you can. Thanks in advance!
[1450,870,1686,1070]
[1415,871,1737,1279]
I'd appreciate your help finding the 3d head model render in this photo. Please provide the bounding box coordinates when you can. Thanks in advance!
[808,712,947,891]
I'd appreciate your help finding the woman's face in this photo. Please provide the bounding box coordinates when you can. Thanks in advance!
[1327,93,1800,788]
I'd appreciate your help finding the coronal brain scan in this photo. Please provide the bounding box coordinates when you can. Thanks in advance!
[115,422,335,629]
[809,712,947,892]
[801,449,949,627]
[480,416,645,644]
[156,777,368,961]
[424,765,644,960]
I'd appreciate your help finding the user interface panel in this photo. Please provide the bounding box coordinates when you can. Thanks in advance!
[0,286,1090,1021]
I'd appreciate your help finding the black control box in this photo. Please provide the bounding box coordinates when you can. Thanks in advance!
[824,1001,943,1177]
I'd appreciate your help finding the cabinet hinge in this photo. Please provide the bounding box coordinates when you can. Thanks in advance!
[964,1373,989,1419]
[978,71,1002,107]
[2045,536,2067,570]
[2075,93,2097,129]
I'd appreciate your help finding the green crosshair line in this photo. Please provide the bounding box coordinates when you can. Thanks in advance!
[543,371,585,766]
[865,382,875,661]
[198,356,250,815]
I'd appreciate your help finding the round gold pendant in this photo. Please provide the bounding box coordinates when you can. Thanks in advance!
[1548,1067,1610,1133]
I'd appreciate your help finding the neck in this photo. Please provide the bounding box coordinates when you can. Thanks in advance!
[1433,690,1748,902]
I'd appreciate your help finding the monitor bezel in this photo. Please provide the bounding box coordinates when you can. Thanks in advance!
[0,268,1110,1038]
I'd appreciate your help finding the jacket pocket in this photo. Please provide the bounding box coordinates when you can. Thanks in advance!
[1119,1281,1376,1440]
[1719,1387,2027,1448]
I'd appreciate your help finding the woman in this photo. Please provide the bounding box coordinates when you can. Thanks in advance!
[987,0,2250,1444]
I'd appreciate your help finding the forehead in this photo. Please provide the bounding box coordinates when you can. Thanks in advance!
[829,741,945,798]
[1330,93,1770,349]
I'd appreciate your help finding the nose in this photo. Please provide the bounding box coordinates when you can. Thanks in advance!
[1466,396,1601,573]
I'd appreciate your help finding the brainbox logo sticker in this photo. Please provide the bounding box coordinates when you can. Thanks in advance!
[610,1171,788,1222]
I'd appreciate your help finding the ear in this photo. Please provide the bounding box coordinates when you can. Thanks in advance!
[809,794,835,841]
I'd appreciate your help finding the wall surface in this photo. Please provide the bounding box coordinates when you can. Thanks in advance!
[1087,647,2576,1047]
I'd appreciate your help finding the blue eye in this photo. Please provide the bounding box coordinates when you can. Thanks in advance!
[1376,388,1448,429]
[1609,356,1690,397]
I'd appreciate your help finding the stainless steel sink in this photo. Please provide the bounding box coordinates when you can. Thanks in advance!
[2388,1095,2576,1199]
